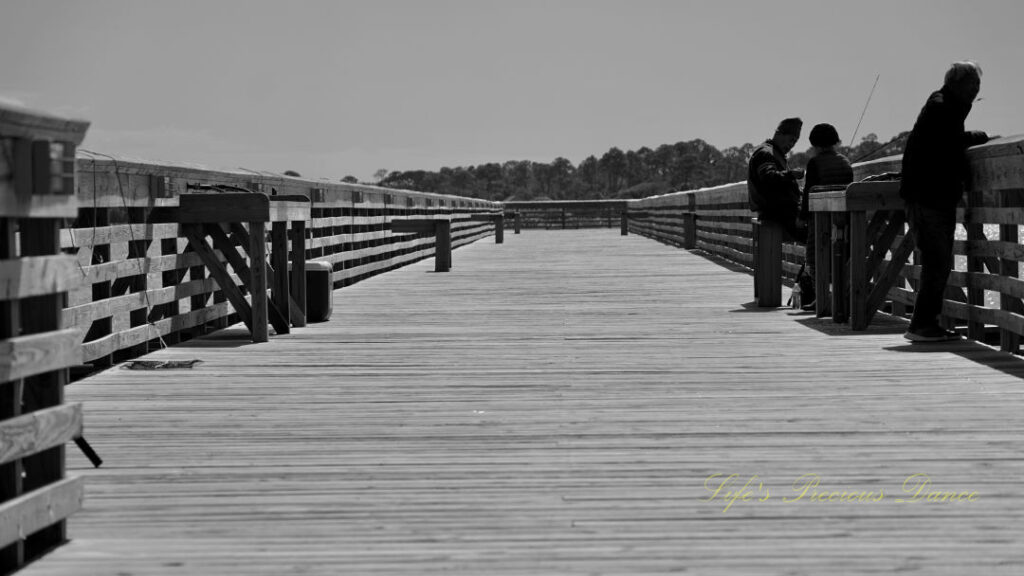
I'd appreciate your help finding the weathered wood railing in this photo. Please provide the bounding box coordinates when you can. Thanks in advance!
[1,105,89,573]
[3,101,502,570]
[628,136,1024,352]
[502,200,627,230]
[626,155,902,284]
[66,155,501,368]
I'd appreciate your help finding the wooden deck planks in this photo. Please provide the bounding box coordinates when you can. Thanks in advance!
[19,229,1024,575]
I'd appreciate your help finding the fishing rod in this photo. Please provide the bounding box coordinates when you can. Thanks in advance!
[843,73,912,164]
[851,132,907,163]
[849,74,880,147]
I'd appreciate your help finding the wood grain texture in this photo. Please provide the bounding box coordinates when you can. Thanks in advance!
[0,329,82,382]
[0,255,80,300]
[0,404,83,465]
[0,477,83,549]
[20,229,1024,575]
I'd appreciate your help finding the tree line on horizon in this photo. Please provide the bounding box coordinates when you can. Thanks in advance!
[352,131,910,202]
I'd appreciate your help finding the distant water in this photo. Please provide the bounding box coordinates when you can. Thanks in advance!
[952,223,1015,308]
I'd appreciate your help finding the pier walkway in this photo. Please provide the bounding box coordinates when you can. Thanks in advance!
[22,229,1024,575]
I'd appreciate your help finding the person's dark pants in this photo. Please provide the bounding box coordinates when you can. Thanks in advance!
[905,202,956,331]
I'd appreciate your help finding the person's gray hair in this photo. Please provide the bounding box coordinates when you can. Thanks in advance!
[944,61,983,87]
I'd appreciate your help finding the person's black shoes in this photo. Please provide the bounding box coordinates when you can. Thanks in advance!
[904,326,961,342]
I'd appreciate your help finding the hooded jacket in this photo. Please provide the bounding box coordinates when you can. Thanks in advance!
[899,87,988,209]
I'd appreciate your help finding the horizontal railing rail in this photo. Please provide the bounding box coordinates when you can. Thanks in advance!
[502,200,627,230]
[63,154,501,369]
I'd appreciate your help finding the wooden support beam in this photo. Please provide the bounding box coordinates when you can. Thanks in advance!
[181,224,255,337]
[849,211,868,330]
[999,190,1024,353]
[862,234,917,327]
[830,212,850,323]
[270,222,291,331]
[813,212,832,317]
[248,221,269,342]
[752,218,783,307]
[390,219,452,272]
[0,219,22,568]
[17,215,69,554]
[683,213,697,249]
[289,221,307,327]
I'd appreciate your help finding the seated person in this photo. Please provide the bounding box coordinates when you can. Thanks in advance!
[747,117,806,242]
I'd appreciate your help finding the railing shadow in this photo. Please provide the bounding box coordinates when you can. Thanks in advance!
[884,339,1024,381]
[732,301,790,313]
[794,313,907,336]
[172,327,263,349]
[795,313,1024,381]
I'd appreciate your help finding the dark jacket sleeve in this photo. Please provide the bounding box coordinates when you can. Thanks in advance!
[963,130,989,148]
[753,153,795,191]
[801,158,820,220]
[750,149,799,211]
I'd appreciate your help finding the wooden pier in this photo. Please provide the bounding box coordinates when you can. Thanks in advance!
[19,229,1024,575]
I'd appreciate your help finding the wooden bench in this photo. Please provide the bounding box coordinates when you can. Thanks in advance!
[390,218,451,272]
[178,192,310,342]
[751,217,784,307]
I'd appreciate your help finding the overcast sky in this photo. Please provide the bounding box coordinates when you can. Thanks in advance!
[2,0,1021,183]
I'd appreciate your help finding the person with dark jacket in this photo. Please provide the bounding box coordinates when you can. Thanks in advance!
[799,123,854,310]
[748,117,805,241]
[901,61,991,342]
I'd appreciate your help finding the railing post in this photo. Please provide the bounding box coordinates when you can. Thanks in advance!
[752,218,783,307]
[848,211,868,330]
[514,211,521,234]
[435,220,451,272]
[965,189,986,341]
[561,207,566,229]
[494,214,504,244]
[831,213,850,323]
[999,189,1023,353]
[813,211,831,317]
[683,213,696,248]
[620,210,629,235]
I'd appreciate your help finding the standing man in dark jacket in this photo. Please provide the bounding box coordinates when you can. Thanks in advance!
[901,61,990,342]
[748,117,806,241]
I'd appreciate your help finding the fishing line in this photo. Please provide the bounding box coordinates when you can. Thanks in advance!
[849,74,880,146]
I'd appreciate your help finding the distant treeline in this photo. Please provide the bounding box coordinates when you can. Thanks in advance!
[368,131,910,202]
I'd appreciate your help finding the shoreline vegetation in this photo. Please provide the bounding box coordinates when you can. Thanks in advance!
[372,131,910,203]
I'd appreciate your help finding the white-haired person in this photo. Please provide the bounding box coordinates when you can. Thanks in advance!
[900,61,991,342]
